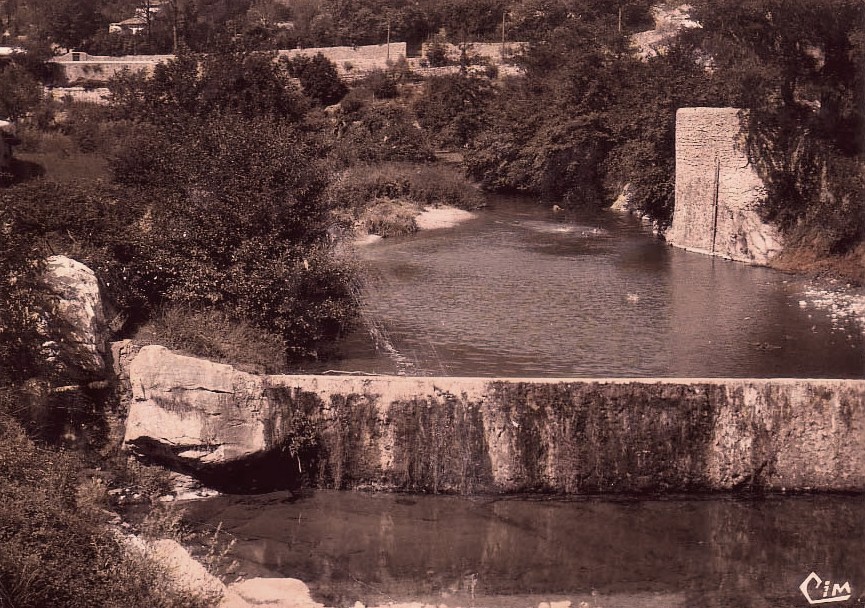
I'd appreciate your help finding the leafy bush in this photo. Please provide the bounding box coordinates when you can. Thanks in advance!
[332,103,435,164]
[357,69,399,100]
[326,162,482,212]
[0,406,218,608]
[61,102,134,156]
[283,53,348,106]
[415,73,495,148]
[0,63,43,121]
[108,115,358,360]
[425,38,450,67]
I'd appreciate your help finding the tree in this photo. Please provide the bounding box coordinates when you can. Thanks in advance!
[107,109,357,359]
[26,0,107,50]
[0,64,43,121]
[465,11,630,204]
[283,53,348,106]
[108,50,307,123]
[414,73,494,148]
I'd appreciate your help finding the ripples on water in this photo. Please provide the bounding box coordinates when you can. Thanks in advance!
[318,196,865,378]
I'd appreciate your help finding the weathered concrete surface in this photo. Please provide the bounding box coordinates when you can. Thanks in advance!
[124,346,865,493]
[667,108,783,265]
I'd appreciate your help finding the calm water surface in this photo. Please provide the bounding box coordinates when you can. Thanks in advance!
[217,196,865,607]
[188,490,865,607]
[310,196,864,378]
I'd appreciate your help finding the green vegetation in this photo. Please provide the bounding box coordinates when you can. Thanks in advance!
[283,52,348,106]
[0,406,219,608]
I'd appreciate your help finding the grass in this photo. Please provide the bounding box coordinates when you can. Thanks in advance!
[134,306,289,374]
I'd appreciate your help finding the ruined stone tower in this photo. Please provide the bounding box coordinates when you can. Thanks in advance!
[667,107,782,265]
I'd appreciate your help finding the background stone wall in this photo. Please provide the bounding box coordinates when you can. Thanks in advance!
[667,107,783,265]
[278,43,407,80]
[419,41,526,64]
[50,53,172,84]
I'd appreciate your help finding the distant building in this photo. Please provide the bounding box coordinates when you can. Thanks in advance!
[108,0,166,35]
[109,16,148,36]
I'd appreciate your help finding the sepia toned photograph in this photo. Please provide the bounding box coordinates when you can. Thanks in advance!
[0,1,863,606]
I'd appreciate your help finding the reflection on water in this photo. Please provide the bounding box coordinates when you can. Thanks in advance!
[310,196,864,378]
[187,491,865,607]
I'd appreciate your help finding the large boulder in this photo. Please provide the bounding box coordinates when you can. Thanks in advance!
[42,255,108,379]
[123,345,300,492]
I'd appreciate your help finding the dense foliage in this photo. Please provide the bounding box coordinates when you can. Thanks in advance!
[687,0,865,255]
[283,52,348,106]
[0,406,218,608]
[3,50,359,364]
[0,208,46,387]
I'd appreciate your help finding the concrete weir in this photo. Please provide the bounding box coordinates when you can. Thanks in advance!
[124,346,865,494]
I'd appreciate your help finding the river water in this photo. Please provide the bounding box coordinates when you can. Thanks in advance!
[315,196,865,378]
[188,490,865,607]
[192,196,865,607]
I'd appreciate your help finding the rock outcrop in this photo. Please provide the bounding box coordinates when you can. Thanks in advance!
[42,255,109,380]
[124,346,287,491]
[122,346,865,494]
[136,536,322,608]
[666,108,783,265]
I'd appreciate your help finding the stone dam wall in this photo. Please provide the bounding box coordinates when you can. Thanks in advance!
[667,107,783,265]
[123,346,865,494]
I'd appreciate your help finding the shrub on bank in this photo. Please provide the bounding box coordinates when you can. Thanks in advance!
[135,306,290,374]
[327,162,482,213]
[0,405,218,608]
[359,198,420,237]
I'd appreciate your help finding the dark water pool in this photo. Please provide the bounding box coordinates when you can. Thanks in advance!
[187,490,865,607]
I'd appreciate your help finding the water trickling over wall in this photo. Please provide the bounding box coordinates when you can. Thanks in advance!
[124,346,865,494]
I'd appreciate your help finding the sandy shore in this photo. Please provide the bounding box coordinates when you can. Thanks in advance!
[353,204,477,247]
[414,205,477,230]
